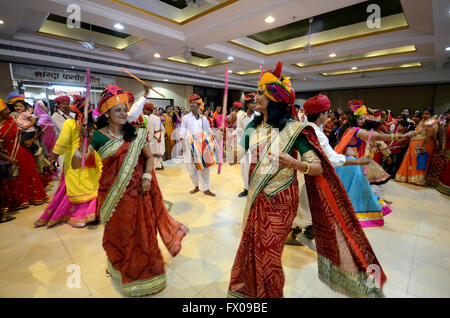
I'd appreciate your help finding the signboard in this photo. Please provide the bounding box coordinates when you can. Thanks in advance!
[11,64,116,87]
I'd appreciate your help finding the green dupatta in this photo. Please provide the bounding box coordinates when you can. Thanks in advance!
[97,129,148,225]
[242,121,309,227]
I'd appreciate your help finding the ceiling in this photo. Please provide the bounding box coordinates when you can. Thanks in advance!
[0,0,449,92]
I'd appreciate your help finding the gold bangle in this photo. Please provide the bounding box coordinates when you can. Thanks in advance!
[302,161,310,174]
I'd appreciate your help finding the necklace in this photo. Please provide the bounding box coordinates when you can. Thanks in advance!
[107,127,123,141]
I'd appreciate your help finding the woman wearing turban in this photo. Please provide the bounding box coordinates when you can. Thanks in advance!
[227,62,387,298]
[334,101,415,227]
[71,85,188,297]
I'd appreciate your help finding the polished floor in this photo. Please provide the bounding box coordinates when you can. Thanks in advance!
[0,161,449,298]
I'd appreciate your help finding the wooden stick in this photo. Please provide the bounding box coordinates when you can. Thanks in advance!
[120,67,166,98]
[81,68,91,168]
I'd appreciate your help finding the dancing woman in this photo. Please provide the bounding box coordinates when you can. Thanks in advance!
[334,103,414,227]
[72,85,188,297]
[395,108,437,186]
[34,96,102,228]
[227,62,386,298]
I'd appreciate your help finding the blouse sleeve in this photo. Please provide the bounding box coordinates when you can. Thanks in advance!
[292,134,321,163]
[238,121,255,151]
[52,119,73,155]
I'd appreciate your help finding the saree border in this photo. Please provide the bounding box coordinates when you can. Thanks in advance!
[243,121,308,227]
[99,129,147,225]
[317,254,385,298]
[107,259,167,297]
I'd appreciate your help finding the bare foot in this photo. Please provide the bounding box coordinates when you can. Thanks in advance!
[204,190,216,197]
[190,187,200,194]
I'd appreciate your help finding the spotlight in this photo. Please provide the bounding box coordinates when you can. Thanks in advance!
[329,53,336,58]
[154,53,161,58]
[265,16,275,23]
[114,23,124,30]
[0,20,4,25]
[227,56,234,61]
[351,66,358,70]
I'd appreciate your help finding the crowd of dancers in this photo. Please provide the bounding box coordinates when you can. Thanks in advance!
[0,61,449,298]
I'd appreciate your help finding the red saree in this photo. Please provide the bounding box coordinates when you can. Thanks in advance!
[0,117,48,212]
[95,129,188,296]
[228,122,386,298]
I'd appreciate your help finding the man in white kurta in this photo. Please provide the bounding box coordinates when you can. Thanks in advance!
[288,94,369,249]
[181,94,216,197]
[144,103,166,170]
[234,93,256,197]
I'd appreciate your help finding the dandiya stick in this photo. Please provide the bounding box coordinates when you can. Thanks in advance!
[81,68,91,168]
[217,68,229,174]
[120,67,166,98]
[259,67,264,81]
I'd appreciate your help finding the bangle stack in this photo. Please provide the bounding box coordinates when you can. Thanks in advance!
[142,172,152,181]
[301,161,310,174]
[390,133,399,141]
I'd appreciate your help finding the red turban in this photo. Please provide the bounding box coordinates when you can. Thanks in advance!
[54,96,70,104]
[144,102,154,111]
[233,101,242,109]
[126,91,135,104]
[303,94,331,115]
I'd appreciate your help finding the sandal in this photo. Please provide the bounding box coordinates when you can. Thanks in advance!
[0,215,16,223]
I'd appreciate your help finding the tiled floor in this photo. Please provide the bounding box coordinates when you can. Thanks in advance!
[1,161,449,298]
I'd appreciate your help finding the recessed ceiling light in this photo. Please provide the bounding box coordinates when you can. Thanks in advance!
[329,53,337,58]
[154,53,161,58]
[163,79,168,82]
[114,23,124,30]
[228,70,232,73]
[71,66,75,69]
[0,20,4,25]
[227,56,234,61]
[265,16,275,23]
[446,46,450,52]
[351,66,358,70]
[259,65,262,68]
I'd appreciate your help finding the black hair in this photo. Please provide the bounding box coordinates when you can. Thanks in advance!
[413,110,423,118]
[252,100,293,130]
[423,107,434,115]
[333,110,340,119]
[306,111,326,123]
[337,117,358,143]
[95,114,137,142]
[402,107,411,114]
[362,119,380,130]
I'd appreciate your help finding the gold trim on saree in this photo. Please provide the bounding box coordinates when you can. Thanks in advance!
[107,259,166,297]
[242,121,309,228]
[318,254,385,298]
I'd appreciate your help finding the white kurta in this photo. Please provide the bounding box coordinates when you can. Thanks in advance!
[235,110,254,190]
[147,114,166,169]
[294,121,347,228]
[180,112,212,191]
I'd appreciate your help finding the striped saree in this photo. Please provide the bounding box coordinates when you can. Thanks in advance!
[228,121,386,298]
[94,129,188,297]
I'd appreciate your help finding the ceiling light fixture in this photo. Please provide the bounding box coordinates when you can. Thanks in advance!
[71,66,75,69]
[163,79,168,82]
[329,53,336,58]
[265,16,275,23]
[351,66,358,70]
[0,20,4,25]
[446,46,450,52]
[154,53,161,58]
[114,23,124,30]
[228,70,232,73]
[227,56,234,61]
